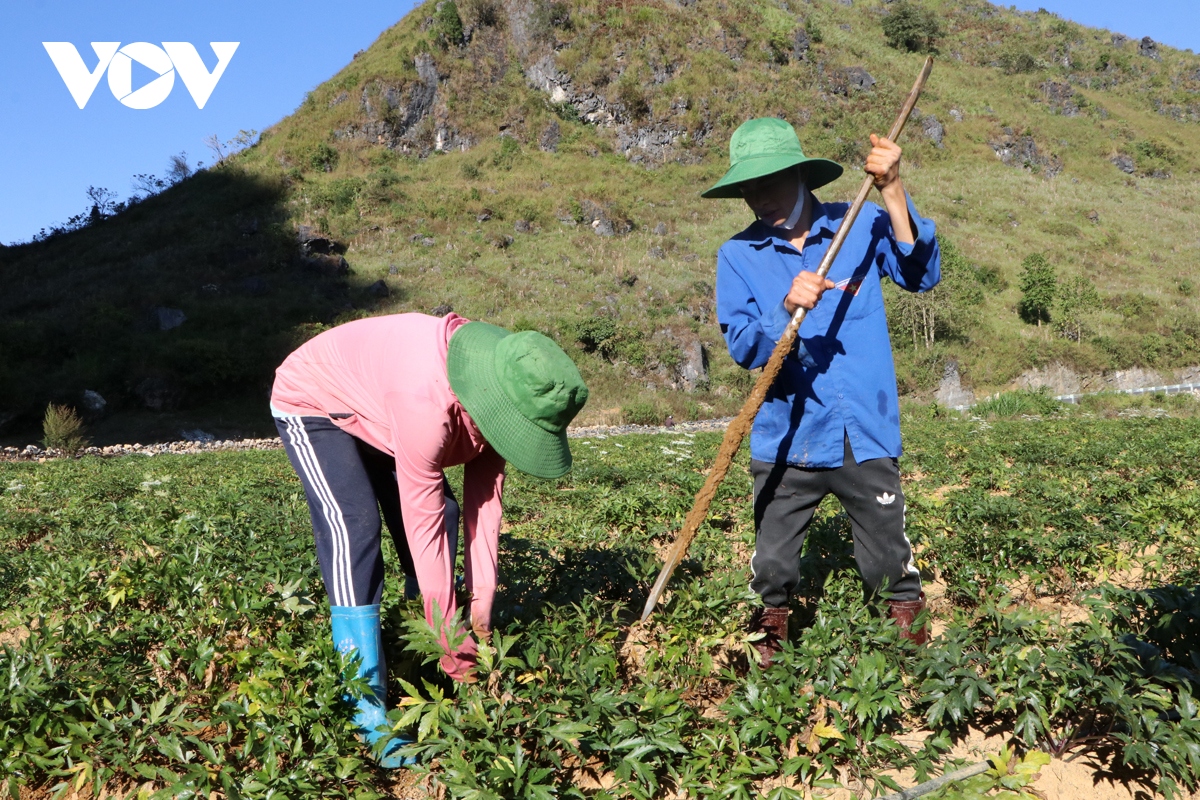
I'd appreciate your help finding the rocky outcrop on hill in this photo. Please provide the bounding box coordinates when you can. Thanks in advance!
[936,360,974,408]
[335,53,470,154]
[1015,363,1200,395]
[524,53,705,163]
[1041,81,1080,116]
[989,129,1063,178]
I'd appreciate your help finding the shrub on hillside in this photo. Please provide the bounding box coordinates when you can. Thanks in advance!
[885,238,984,350]
[805,18,823,44]
[1131,137,1177,176]
[1018,253,1056,326]
[621,397,667,426]
[575,318,618,357]
[1055,275,1099,342]
[881,1,941,53]
[459,0,500,28]
[309,177,365,214]
[42,404,88,455]
[304,143,339,172]
[999,48,1038,75]
[531,0,572,41]
[492,136,521,170]
[434,0,465,48]
[616,79,650,120]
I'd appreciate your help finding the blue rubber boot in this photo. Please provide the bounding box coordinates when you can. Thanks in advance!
[330,605,414,768]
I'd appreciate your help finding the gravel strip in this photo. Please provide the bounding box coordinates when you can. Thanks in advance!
[0,419,735,463]
[567,417,733,438]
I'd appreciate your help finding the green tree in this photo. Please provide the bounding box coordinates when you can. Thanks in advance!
[881,1,942,53]
[1018,253,1057,326]
[885,238,984,350]
[435,0,465,48]
[1054,275,1099,342]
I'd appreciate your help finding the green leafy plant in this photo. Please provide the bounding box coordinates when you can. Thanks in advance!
[574,317,618,356]
[926,748,1051,799]
[805,18,823,44]
[41,403,88,455]
[492,135,521,169]
[305,142,339,172]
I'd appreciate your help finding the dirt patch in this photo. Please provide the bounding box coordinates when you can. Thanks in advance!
[990,741,1195,800]
[0,612,30,648]
[0,624,30,648]
[1098,544,1160,589]
[617,622,657,680]
[561,755,618,791]
[682,675,735,719]
[857,725,1194,800]
[385,770,435,799]
[929,483,968,502]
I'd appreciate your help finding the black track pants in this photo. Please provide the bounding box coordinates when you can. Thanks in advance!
[275,415,459,607]
[750,436,921,607]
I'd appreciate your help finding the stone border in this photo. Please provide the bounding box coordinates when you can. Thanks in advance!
[0,419,738,463]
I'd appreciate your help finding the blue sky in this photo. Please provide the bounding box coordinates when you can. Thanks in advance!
[2,1,1197,245]
[1009,0,1199,53]
[1,1,421,245]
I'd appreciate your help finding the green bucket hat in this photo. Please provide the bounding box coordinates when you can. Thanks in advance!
[701,117,843,199]
[447,322,589,479]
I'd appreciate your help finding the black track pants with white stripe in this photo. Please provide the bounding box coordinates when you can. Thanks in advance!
[276,415,459,607]
[750,435,921,607]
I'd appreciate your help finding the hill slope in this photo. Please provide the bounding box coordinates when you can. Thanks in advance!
[3,0,1199,441]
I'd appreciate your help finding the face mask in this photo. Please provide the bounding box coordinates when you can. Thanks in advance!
[775,179,807,231]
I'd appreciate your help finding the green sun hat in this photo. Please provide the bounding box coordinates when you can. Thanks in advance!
[701,117,844,199]
[447,322,589,479]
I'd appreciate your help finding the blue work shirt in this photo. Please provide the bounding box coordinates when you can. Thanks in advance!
[715,192,940,467]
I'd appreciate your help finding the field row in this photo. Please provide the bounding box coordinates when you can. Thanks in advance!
[1,417,1198,798]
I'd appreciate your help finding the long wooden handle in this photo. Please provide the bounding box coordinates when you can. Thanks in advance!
[639,56,934,624]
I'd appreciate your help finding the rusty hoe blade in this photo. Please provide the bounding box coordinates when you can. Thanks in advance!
[640,56,934,624]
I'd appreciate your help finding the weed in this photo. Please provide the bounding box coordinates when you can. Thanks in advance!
[492,136,521,171]
[970,388,1061,417]
[40,404,88,455]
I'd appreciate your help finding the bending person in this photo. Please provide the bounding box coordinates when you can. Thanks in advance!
[271,312,588,765]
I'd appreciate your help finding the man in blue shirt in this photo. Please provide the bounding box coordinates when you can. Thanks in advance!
[704,117,941,667]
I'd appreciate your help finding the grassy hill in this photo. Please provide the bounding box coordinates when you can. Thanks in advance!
[3,0,1200,442]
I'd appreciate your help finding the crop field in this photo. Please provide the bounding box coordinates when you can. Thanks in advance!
[2,413,1199,799]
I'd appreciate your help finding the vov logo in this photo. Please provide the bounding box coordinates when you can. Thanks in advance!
[43,42,239,110]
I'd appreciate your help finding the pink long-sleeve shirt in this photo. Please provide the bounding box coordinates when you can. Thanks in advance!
[271,312,504,680]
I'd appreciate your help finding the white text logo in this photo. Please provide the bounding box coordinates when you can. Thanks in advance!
[43,42,239,109]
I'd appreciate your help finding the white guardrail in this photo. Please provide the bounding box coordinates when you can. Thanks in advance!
[1053,381,1200,404]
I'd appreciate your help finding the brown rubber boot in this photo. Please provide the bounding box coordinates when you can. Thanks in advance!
[748,607,789,669]
[887,592,930,645]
